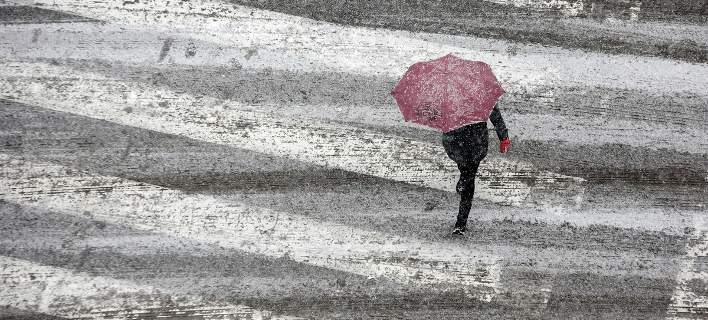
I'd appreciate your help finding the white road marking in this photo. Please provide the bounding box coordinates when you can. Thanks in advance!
[666,215,708,319]
[0,61,588,206]
[1,0,704,316]
[4,60,703,233]
[6,0,708,97]
[1,5,704,150]
[482,0,585,16]
[0,256,298,319]
[0,156,503,301]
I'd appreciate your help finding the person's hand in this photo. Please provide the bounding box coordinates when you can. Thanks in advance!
[499,138,510,153]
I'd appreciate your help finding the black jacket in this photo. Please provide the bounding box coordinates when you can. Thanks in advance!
[441,106,508,165]
[488,106,509,141]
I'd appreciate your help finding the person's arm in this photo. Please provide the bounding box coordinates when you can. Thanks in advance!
[489,106,510,153]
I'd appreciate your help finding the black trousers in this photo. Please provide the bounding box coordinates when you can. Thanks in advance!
[442,122,489,229]
[454,161,481,228]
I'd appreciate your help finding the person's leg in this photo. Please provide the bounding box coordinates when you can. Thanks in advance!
[455,161,480,230]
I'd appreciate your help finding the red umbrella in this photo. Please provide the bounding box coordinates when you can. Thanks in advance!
[390,54,505,132]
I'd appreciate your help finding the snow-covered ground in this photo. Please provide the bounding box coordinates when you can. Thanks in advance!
[0,0,706,319]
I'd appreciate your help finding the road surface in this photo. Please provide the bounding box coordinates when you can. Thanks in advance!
[0,0,706,319]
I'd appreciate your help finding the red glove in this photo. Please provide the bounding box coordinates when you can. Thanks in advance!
[499,138,510,153]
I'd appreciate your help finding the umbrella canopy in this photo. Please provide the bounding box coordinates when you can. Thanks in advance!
[390,54,505,132]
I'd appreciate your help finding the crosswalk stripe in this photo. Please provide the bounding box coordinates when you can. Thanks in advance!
[666,215,708,319]
[1,20,705,151]
[1,0,705,317]
[3,60,705,235]
[0,60,588,207]
[0,255,299,319]
[4,60,704,234]
[17,0,708,97]
[0,156,503,301]
[482,0,584,15]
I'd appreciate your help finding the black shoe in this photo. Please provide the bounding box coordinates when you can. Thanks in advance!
[452,227,467,235]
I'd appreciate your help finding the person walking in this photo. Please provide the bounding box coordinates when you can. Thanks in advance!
[442,106,509,235]
[390,54,509,235]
